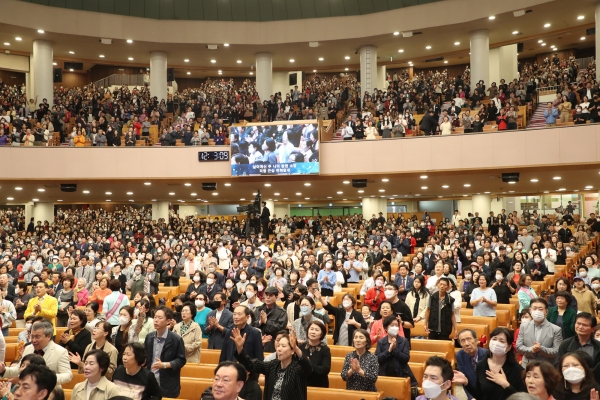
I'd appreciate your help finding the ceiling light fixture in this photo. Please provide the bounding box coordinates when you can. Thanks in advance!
[52,62,56,65]
[581,37,586,40]
[358,190,364,193]
[398,49,404,53]
[274,192,280,196]
[426,45,431,49]
[68,51,74,54]
[444,61,448,64]
[144,182,151,185]
[345,56,350,60]
[32,198,39,202]
[224,43,229,47]
[15,37,22,41]
[553,176,561,180]
[237,60,242,63]
[83,190,90,194]
[105,191,112,195]
[57,199,63,202]
[37,189,45,192]
[464,184,471,187]
[345,68,349,71]
[530,179,538,182]
[128,57,133,60]
[224,183,231,187]
[169,192,175,195]
[211,59,216,63]
[212,193,218,196]
[3,43,9,46]
[126,39,133,43]
[508,181,516,184]
[249,72,253,75]
[69,69,74,72]
[541,43,546,46]
[382,178,389,182]
[538,39,543,43]
[578,15,584,20]
[126,192,133,195]
[99,55,105,58]
[15,187,22,191]
[296,192,302,195]
[421,186,428,189]
[187,72,191,75]
[191,193,197,196]
[6,198,13,201]
[442,185,449,188]
[393,32,400,35]
[454,41,460,45]
[544,23,551,27]
[512,31,519,34]
[184,183,191,186]
[37,30,44,34]
[585,185,594,189]
[264,183,271,187]
[289,59,295,62]
[313,70,316,73]
[488,15,495,20]
[337,191,343,194]
[184,59,189,62]
[304,183,311,186]
[318,57,324,61]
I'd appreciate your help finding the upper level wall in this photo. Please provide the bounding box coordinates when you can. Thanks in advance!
[0,125,599,181]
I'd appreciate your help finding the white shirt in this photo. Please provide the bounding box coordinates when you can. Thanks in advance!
[540,248,557,273]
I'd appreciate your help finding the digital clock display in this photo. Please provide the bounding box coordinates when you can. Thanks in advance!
[198,151,230,162]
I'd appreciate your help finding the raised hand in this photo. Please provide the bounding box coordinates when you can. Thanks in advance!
[230,327,247,352]
[69,351,81,367]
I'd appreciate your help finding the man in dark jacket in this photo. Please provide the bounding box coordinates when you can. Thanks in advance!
[251,286,288,352]
[419,110,437,136]
[556,312,600,367]
[144,306,187,398]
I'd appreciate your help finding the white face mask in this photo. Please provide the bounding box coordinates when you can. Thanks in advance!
[495,274,503,281]
[384,290,395,299]
[195,300,205,308]
[580,271,588,278]
[593,283,600,290]
[531,310,546,322]
[464,274,471,280]
[342,300,353,309]
[422,380,445,399]
[118,315,130,325]
[225,282,233,289]
[193,276,200,283]
[206,278,214,285]
[387,326,399,336]
[563,367,585,384]
[488,340,508,355]
[375,280,384,287]
[245,291,255,299]
[26,323,32,331]
[257,284,264,292]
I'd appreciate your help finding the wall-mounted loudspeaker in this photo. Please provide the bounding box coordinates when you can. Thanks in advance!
[60,184,77,192]
[202,183,217,191]
[501,173,520,183]
[167,68,175,81]
[53,68,62,83]
[352,179,367,188]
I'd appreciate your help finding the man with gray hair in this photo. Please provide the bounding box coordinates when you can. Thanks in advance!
[0,320,72,386]
[343,250,363,284]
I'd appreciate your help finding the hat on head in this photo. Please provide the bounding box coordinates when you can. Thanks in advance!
[573,276,584,282]
[264,286,279,295]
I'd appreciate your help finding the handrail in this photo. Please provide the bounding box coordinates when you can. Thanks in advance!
[92,74,145,89]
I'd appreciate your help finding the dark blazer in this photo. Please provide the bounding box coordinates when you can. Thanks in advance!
[220,323,264,362]
[161,266,181,287]
[199,283,223,301]
[394,275,414,301]
[375,335,416,385]
[203,308,233,349]
[300,342,331,388]
[557,335,600,367]
[251,304,288,352]
[456,347,487,400]
[465,357,526,400]
[547,306,577,339]
[144,330,187,398]
[323,302,367,345]
[60,328,92,369]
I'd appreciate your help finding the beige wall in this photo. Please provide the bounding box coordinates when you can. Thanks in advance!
[1,125,599,180]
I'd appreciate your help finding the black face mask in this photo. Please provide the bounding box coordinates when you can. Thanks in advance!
[292,293,300,301]
[174,305,183,313]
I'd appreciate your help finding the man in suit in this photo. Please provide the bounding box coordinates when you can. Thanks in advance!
[456,329,487,400]
[74,256,95,291]
[203,292,234,350]
[0,274,17,303]
[517,298,562,366]
[144,306,186,398]
[199,272,223,301]
[0,320,72,386]
[394,264,414,302]
[24,282,58,334]
[220,305,264,362]
[260,202,270,237]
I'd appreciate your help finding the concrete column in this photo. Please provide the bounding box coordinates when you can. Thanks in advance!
[498,44,519,83]
[24,203,34,226]
[470,30,489,88]
[32,202,54,224]
[362,198,387,220]
[472,194,491,227]
[597,2,600,82]
[152,201,169,223]
[377,65,387,90]
[359,45,378,96]
[149,51,168,103]
[32,40,53,107]
[25,72,33,103]
[273,203,291,219]
[256,53,273,102]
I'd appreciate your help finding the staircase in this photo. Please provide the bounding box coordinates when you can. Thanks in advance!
[527,105,547,129]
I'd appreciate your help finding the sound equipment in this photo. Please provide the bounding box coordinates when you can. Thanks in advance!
[60,184,77,192]
[517,42,524,53]
[53,68,62,83]
[289,73,297,86]
[202,183,217,191]
[352,179,367,188]
[501,173,519,183]
[167,68,175,81]
[64,62,83,71]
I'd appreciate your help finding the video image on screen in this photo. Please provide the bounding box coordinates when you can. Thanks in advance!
[229,123,319,176]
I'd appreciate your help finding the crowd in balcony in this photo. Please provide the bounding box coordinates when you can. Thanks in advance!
[0,202,596,399]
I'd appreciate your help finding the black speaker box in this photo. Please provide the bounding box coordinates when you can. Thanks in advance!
[202,183,217,191]
[501,173,519,183]
[64,62,83,71]
[517,42,524,53]
[60,184,77,192]
[289,73,297,86]
[352,179,367,188]
[167,68,175,81]
[53,68,62,83]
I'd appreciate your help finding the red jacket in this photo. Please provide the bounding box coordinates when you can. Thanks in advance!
[364,286,387,312]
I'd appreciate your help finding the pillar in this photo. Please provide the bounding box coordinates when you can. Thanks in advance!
[33,202,54,224]
[472,194,491,227]
[359,45,378,96]
[149,51,168,103]
[490,45,518,85]
[25,72,33,103]
[24,203,34,226]
[596,3,600,82]
[256,53,272,102]
[377,65,387,90]
[32,40,53,107]
[362,198,387,220]
[152,201,169,222]
[470,30,489,88]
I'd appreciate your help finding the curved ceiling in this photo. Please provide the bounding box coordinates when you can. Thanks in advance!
[17,0,442,21]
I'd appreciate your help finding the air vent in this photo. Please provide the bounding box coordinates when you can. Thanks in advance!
[425,57,444,62]
[586,28,596,35]
[525,9,532,13]
[413,32,423,35]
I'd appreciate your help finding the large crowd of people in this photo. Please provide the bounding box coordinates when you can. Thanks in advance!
[0,203,596,400]
[0,53,594,148]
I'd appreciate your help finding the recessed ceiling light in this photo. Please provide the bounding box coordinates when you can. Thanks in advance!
[69,69,74,72]
[83,190,90,194]
[240,198,246,201]
[393,32,400,35]
[224,43,229,47]
[444,61,448,64]
[343,180,350,184]
[144,182,151,185]
[191,193,197,196]
[318,57,324,61]
[484,191,490,194]
[237,60,242,63]
[345,56,350,60]
[337,191,343,194]
[509,190,515,193]
[126,192,133,195]
[289,59,295,63]
[264,183,271,187]
[358,190,364,193]
[15,37,22,41]
[578,15,584,20]
[581,37,586,40]
[382,178,389,182]
[211,59,216,63]
[57,199,62,202]
[345,68,349,71]
[421,186,428,189]
[326,197,332,199]
[425,46,431,49]
[296,192,302,195]
[129,199,134,202]
[454,42,460,45]
[538,39,543,43]
[304,183,311,186]
[218,71,222,75]
[184,183,191,186]
[553,176,561,180]
[249,72,253,75]
[398,49,404,53]
[274,193,280,196]
[106,199,111,202]
[585,186,593,189]
[544,23,551,27]
[169,192,175,195]
[464,184,471,187]
[253,192,258,195]
[442,185,449,188]
[128,57,134,61]
[224,183,231,186]
[32,198,39,202]
[530,179,538,182]
[105,191,112,195]
[420,175,428,179]
[68,51,74,54]
[184,59,189,62]
[15,187,22,191]
[187,72,191,75]
[379,189,385,192]
[313,70,317,73]
[6,198,13,201]
[3,43,9,46]
[99,55,106,59]
[37,189,45,192]
[541,43,546,46]
[37,30,44,34]
[508,181,516,184]
[512,31,519,35]
[212,193,218,196]
[558,188,566,191]
[304,197,310,200]
[488,16,495,20]
[284,198,289,200]
[52,62,56,65]
[127,39,133,43]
